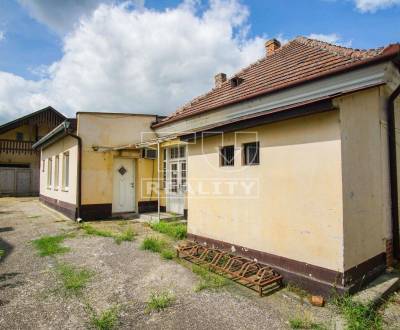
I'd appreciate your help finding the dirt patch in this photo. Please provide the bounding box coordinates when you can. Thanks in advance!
[1,198,346,329]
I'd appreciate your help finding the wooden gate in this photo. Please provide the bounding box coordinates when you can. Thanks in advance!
[0,168,37,196]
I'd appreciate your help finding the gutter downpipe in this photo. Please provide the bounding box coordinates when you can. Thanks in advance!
[157,141,160,223]
[66,131,82,221]
[387,83,400,260]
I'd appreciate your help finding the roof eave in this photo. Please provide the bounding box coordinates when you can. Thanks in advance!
[32,120,71,150]
[153,48,400,129]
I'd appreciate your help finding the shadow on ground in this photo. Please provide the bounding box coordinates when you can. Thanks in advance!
[0,232,14,264]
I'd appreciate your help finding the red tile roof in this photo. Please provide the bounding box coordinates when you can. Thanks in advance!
[154,36,400,128]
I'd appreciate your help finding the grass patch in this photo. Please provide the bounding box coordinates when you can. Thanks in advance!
[146,291,175,312]
[161,249,175,260]
[192,264,228,292]
[56,263,94,295]
[89,306,119,330]
[289,317,326,329]
[114,227,135,244]
[0,249,4,257]
[32,234,71,256]
[150,221,187,240]
[81,223,136,244]
[332,295,382,330]
[140,236,166,253]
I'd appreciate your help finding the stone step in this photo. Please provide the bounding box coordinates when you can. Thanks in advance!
[353,271,400,307]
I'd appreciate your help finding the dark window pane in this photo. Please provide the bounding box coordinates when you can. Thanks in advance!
[220,145,234,166]
[244,142,259,165]
[16,132,24,141]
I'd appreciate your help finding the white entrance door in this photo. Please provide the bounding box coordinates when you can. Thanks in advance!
[167,158,186,214]
[112,158,135,213]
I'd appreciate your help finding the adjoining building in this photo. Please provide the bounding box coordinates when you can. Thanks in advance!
[33,112,162,219]
[0,107,66,196]
[34,37,400,296]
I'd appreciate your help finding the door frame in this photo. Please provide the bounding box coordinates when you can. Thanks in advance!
[112,157,136,213]
[165,145,186,214]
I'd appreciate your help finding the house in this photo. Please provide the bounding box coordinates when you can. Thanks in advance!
[150,37,400,296]
[0,107,66,196]
[34,36,400,296]
[33,112,161,219]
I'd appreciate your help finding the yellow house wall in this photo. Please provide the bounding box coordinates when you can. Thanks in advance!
[39,135,78,205]
[76,113,157,207]
[337,87,391,271]
[187,110,344,271]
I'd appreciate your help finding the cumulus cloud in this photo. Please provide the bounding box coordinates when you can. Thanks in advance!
[17,0,144,35]
[307,33,352,47]
[0,31,5,42]
[0,0,265,121]
[353,0,400,12]
[0,72,50,123]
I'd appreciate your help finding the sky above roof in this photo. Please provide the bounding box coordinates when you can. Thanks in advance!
[0,0,399,124]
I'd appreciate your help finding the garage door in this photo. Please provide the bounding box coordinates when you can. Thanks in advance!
[0,168,35,196]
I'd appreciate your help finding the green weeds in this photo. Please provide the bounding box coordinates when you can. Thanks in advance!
[81,223,136,245]
[289,317,326,329]
[88,305,119,330]
[150,221,187,240]
[56,262,94,295]
[32,234,71,256]
[140,236,166,253]
[146,291,175,312]
[192,264,228,292]
[161,249,175,260]
[332,295,382,330]
[140,236,176,261]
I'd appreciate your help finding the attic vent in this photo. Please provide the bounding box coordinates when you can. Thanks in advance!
[230,77,244,87]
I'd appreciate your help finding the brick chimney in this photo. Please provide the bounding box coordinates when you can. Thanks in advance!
[214,73,227,88]
[265,39,281,56]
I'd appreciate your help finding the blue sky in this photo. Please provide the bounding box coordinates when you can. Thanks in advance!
[0,0,399,122]
[0,0,399,80]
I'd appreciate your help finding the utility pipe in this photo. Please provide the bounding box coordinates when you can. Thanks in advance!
[157,141,160,223]
[66,131,82,221]
[387,83,400,259]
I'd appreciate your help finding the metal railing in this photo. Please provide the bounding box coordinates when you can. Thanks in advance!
[0,139,37,154]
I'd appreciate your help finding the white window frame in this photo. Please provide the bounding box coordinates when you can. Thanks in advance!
[54,155,60,190]
[162,149,167,189]
[47,158,52,188]
[62,152,70,191]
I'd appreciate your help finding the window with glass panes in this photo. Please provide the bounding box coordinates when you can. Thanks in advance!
[220,145,234,166]
[243,142,260,165]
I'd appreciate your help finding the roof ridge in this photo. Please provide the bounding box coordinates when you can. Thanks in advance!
[294,36,384,59]
[155,35,396,127]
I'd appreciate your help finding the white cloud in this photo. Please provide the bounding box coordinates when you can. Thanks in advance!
[0,72,50,123]
[17,0,144,35]
[307,33,352,47]
[353,0,400,12]
[0,1,265,122]
[0,31,4,42]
